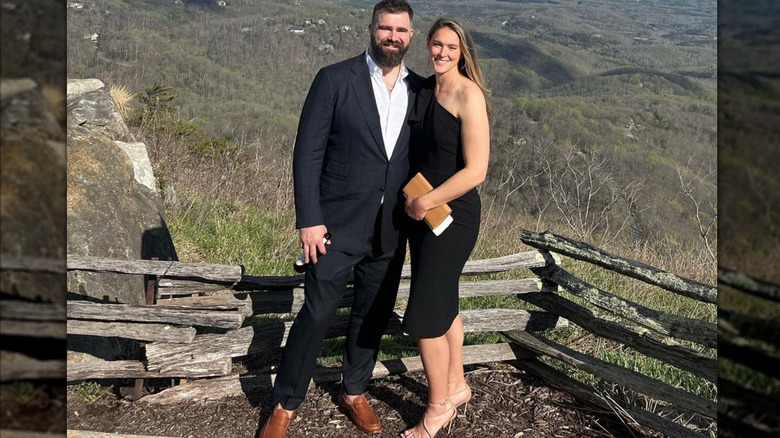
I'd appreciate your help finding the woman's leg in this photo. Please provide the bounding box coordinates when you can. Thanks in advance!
[401,330,456,437]
[444,315,464,384]
[444,315,471,410]
[419,333,450,403]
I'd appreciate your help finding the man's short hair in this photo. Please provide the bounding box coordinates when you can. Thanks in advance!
[372,0,413,27]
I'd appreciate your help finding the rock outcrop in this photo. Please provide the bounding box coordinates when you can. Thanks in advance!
[0,78,66,303]
[66,78,177,307]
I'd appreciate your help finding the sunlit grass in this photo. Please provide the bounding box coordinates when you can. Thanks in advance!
[167,195,298,275]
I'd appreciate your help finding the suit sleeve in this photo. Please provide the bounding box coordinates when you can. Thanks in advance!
[293,67,335,229]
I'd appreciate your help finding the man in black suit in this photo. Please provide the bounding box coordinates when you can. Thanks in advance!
[257,1,421,437]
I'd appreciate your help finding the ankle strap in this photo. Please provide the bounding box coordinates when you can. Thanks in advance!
[428,398,451,407]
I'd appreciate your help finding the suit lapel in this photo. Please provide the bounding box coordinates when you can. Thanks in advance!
[350,55,387,159]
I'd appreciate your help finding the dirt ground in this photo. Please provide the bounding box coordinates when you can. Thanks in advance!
[0,381,67,433]
[66,362,665,438]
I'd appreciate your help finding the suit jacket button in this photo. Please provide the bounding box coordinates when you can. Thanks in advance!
[379,187,384,192]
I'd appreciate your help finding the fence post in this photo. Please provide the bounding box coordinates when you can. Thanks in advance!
[133,257,159,401]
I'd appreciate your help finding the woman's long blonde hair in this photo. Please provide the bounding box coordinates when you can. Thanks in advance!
[427,18,491,118]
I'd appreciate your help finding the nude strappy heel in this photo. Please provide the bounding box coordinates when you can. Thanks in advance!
[400,399,457,438]
[449,382,472,415]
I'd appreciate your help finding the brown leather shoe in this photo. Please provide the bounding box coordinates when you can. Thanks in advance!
[337,391,382,434]
[257,405,295,438]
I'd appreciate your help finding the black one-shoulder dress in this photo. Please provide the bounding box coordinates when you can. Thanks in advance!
[401,77,481,339]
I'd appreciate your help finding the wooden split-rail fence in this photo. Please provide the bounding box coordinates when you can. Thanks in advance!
[717,267,780,438]
[0,254,67,383]
[61,230,716,437]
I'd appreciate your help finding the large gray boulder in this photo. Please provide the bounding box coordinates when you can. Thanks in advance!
[66,78,133,141]
[0,78,66,303]
[66,78,176,306]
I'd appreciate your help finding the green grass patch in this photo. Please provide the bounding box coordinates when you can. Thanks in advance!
[315,334,421,367]
[2,381,46,404]
[71,381,106,403]
[719,288,780,319]
[719,358,780,398]
[167,196,298,275]
[378,336,420,361]
[460,294,529,311]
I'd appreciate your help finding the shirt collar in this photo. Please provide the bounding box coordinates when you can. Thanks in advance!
[365,49,409,81]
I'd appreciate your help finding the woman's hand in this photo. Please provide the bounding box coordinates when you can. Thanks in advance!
[405,195,429,221]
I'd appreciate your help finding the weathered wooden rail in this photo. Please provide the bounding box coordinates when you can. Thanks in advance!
[717,267,780,438]
[65,230,717,437]
[515,230,716,438]
[0,254,67,383]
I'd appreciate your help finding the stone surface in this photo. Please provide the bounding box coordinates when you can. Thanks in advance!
[1,78,62,139]
[66,78,104,97]
[0,78,66,303]
[0,78,37,100]
[65,79,177,360]
[115,140,157,192]
[66,78,134,141]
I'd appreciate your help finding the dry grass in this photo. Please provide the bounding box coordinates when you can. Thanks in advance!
[41,84,65,125]
[109,84,137,121]
[720,244,780,284]
[155,143,294,217]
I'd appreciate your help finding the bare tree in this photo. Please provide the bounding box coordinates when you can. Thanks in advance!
[536,142,644,245]
[677,156,717,262]
[492,154,543,220]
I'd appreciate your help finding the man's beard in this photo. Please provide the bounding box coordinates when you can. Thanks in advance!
[369,36,409,68]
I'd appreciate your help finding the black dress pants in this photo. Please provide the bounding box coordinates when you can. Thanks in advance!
[270,238,404,410]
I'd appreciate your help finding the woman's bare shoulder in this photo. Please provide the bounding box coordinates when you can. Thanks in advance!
[457,79,487,115]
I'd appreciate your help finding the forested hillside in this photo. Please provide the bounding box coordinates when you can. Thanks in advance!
[66,0,717,258]
[718,0,780,282]
[1,0,65,89]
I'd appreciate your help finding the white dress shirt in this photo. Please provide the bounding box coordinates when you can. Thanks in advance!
[365,50,409,160]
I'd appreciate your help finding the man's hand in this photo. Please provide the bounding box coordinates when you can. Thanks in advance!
[299,225,330,264]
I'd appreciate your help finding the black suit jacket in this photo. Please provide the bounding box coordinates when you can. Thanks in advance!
[293,53,423,254]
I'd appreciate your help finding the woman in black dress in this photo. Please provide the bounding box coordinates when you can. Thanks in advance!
[401,18,491,438]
